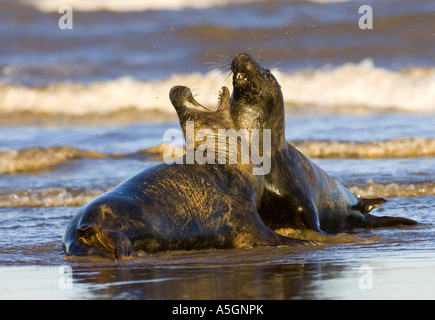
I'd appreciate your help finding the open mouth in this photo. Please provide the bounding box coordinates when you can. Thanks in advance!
[169,86,210,112]
[236,72,248,81]
[233,71,261,98]
[185,87,227,113]
[215,86,230,111]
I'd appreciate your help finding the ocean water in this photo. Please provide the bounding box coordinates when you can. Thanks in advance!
[0,0,435,300]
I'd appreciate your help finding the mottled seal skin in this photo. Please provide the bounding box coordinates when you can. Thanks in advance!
[230,53,417,234]
[62,86,307,260]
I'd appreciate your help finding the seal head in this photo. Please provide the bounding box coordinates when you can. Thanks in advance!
[231,53,286,149]
[170,86,233,136]
[231,53,281,106]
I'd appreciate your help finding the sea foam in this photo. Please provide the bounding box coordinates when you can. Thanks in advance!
[1,137,434,174]
[25,0,350,12]
[1,61,434,117]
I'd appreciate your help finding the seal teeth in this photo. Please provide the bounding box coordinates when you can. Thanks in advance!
[215,88,222,111]
[236,73,247,81]
[235,72,249,84]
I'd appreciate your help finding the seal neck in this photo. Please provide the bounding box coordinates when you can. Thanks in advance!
[230,99,287,151]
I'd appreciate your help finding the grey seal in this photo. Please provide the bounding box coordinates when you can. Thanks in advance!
[62,86,309,260]
[230,53,417,233]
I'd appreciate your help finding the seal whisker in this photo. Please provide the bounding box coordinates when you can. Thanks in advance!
[255,51,261,62]
[270,60,284,69]
[205,55,231,72]
[206,63,226,71]
[222,70,233,84]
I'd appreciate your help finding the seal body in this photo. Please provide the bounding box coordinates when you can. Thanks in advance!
[62,86,306,260]
[230,53,417,233]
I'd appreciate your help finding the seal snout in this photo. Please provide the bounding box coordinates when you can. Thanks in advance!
[171,86,219,113]
[231,53,255,70]
[231,53,259,77]
[169,85,192,105]
[169,85,204,111]
[231,53,263,96]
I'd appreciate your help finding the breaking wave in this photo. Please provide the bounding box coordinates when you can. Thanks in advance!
[277,60,435,113]
[1,61,434,117]
[0,146,106,174]
[292,137,435,159]
[349,180,435,199]
[23,0,350,12]
[1,137,434,174]
[0,188,103,207]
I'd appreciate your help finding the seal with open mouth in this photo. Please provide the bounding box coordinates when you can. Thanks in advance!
[230,53,417,233]
[62,86,309,260]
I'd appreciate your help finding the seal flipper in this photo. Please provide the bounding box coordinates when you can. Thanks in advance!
[76,225,137,260]
[365,214,418,228]
[353,197,387,214]
[65,238,114,258]
[113,234,137,260]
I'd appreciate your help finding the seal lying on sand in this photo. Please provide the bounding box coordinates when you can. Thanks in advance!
[230,53,417,234]
[62,86,309,260]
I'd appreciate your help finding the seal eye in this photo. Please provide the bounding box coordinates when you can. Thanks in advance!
[264,73,274,82]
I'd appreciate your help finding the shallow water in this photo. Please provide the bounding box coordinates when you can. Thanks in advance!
[1,113,434,299]
[1,197,434,300]
[1,0,435,300]
[1,114,435,300]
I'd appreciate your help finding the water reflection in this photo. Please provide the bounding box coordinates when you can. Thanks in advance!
[2,247,435,300]
[62,241,435,300]
[68,258,356,300]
